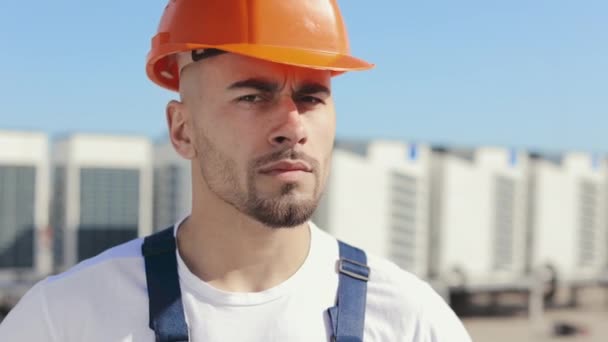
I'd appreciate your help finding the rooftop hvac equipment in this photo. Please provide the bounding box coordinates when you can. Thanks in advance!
[314,140,431,278]
[51,134,153,270]
[429,147,530,292]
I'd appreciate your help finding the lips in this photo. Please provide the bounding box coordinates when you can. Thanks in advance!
[259,160,312,174]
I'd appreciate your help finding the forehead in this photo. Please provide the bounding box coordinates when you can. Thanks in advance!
[183,53,332,86]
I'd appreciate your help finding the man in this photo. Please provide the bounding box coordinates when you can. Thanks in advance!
[0,0,472,341]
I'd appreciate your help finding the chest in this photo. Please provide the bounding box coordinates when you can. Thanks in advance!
[183,295,333,341]
[69,293,334,341]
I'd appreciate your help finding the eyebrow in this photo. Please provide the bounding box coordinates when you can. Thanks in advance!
[227,78,279,93]
[296,82,331,96]
[227,78,331,96]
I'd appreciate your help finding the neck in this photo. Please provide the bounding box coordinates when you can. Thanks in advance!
[176,178,311,293]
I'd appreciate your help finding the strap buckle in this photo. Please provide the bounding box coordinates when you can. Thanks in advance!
[338,257,370,282]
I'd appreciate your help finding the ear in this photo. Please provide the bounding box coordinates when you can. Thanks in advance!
[166,100,196,159]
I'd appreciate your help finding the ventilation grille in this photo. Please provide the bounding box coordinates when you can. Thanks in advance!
[578,179,598,267]
[492,175,516,271]
[389,172,419,271]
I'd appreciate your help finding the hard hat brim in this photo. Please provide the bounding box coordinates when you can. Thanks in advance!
[147,43,374,92]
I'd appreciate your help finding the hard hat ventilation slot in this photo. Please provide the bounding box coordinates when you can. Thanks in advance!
[160,71,174,80]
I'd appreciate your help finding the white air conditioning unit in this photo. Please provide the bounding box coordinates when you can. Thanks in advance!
[314,140,431,278]
[0,130,51,280]
[429,147,529,291]
[51,134,153,269]
[528,153,607,287]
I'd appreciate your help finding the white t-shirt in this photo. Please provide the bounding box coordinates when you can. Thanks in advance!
[0,220,471,341]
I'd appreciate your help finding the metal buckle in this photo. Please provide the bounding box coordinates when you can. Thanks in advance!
[338,258,370,281]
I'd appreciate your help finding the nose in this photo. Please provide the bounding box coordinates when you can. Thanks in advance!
[268,96,308,148]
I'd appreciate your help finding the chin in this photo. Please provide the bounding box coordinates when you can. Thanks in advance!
[246,195,319,229]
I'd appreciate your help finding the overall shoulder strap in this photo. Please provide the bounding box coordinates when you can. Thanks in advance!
[142,227,189,342]
[327,240,370,342]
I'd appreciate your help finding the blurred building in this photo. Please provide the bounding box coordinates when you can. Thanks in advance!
[153,140,191,231]
[527,152,607,288]
[51,134,153,270]
[0,131,51,280]
[428,147,530,290]
[3,125,607,304]
[313,140,432,277]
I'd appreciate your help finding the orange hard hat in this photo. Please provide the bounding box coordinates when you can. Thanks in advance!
[146,0,374,91]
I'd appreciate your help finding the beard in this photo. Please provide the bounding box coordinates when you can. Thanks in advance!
[245,183,319,228]
[196,131,325,228]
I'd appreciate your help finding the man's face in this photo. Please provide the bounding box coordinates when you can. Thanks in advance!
[177,53,335,228]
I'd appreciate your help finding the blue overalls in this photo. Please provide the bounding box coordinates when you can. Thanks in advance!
[142,227,370,342]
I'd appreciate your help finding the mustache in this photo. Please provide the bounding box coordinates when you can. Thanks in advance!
[251,149,319,171]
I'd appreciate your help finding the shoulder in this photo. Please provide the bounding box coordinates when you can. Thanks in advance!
[46,237,145,289]
[0,280,59,341]
[1,238,149,341]
[40,239,146,313]
[364,253,433,316]
[364,253,472,341]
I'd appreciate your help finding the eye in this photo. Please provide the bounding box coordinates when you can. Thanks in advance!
[297,96,325,105]
[237,94,265,103]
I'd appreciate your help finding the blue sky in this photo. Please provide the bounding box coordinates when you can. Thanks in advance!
[1,1,606,153]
